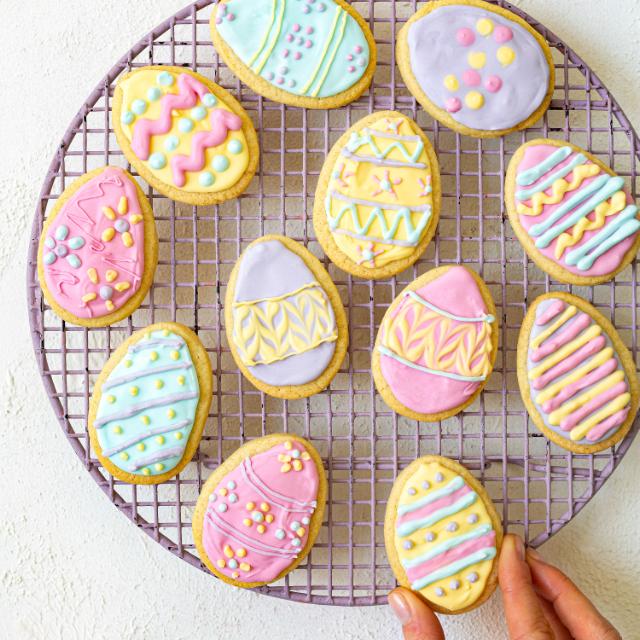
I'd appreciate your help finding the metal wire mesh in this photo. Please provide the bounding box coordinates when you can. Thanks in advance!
[26,0,640,605]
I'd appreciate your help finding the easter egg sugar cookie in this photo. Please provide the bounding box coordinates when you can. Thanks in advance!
[193,433,327,588]
[397,0,554,137]
[88,322,213,484]
[225,235,348,399]
[37,166,157,327]
[506,139,640,285]
[517,293,639,454]
[113,66,258,205]
[373,266,498,422]
[314,111,441,279]
[385,455,502,614]
[211,0,376,109]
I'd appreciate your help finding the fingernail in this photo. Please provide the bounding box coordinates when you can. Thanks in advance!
[389,591,412,625]
[510,534,525,561]
[526,547,547,564]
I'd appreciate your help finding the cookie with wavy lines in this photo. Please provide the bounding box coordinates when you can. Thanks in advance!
[517,292,639,454]
[113,66,258,205]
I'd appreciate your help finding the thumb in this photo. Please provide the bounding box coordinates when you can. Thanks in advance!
[388,587,446,640]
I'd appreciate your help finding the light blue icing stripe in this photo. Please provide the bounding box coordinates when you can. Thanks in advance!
[410,547,497,591]
[401,524,493,570]
[101,419,191,456]
[405,291,495,324]
[397,476,465,516]
[378,346,488,383]
[533,177,625,248]
[347,132,425,164]
[102,362,193,390]
[396,492,478,537]
[566,206,640,270]
[516,154,588,201]
[516,146,573,187]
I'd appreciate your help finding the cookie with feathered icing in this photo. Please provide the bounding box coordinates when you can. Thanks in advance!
[113,66,258,205]
[397,0,554,138]
[193,433,327,588]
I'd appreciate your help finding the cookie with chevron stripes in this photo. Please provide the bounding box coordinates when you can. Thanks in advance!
[314,111,441,279]
[210,0,376,109]
[385,455,502,614]
[113,66,258,205]
[88,322,212,484]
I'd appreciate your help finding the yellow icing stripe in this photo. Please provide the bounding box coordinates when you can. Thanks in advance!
[570,393,631,441]
[547,371,625,426]
[516,164,601,217]
[310,11,349,98]
[531,305,577,349]
[529,325,602,381]
[248,0,278,68]
[233,281,320,308]
[253,0,286,74]
[535,347,613,405]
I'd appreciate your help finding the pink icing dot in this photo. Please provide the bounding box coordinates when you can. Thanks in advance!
[293,23,301,32]
[215,16,222,24]
[286,33,293,42]
[354,45,363,54]
[302,4,310,12]
[266,71,274,81]
[347,54,354,61]
[276,76,284,85]
[306,26,314,34]
[282,49,290,58]
[456,27,475,47]
[493,25,513,43]
[219,4,226,14]
[485,75,503,93]
[462,69,481,87]
[226,13,235,21]
[294,51,302,60]
[348,65,356,73]
[305,39,313,48]
[445,97,462,113]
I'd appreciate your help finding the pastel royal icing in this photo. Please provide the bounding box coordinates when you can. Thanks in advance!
[407,4,550,130]
[94,328,200,476]
[202,440,319,583]
[324,114,435,269]
[514,143,640,277]
[118,68,249,192]
[231,240,337,386]
[378,267,495,415]
[215,0,369,98]
[527,298,632,444]
[393,460,497,611]
[41,167,145,319]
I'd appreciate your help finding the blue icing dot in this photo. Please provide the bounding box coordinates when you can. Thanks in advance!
[228,493,238,503]
[251,511,264,523]
[55,225,69,241]
[217,503,228,513]
[68,236,85,250]
[290,521,300,531]
[44,237,55,249]
[158,71,174,86]
[115,219,130,233]
[291,538,301,547]
[56,245,68,258]
[149,152,167,170]
[99,286,114,300]
[202,93,217,107]
[228,558,238,569]
[131,99,147,115]
[147,86,162,101]
[191,106,207,121]
[228,139,243,154]
[302,516,310,525]
[66,254,82,269]
[199,172,215,187]
[291,449,300,459]
[43,252,56,265]
[164,135,179,152]
[227,480,236,490]
[212,155,230,172]
[275,529,286,540]
[179,118,194,133]
[121,111,135,125]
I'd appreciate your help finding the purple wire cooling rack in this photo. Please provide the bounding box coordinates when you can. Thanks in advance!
[26,0,640,605]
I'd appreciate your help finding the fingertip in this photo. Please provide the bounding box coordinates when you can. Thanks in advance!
[499,533,526,580]
[388,587,445,640]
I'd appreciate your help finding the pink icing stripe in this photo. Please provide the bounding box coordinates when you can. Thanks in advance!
[532,336,606,390]
[170,109,242,187]
[531,314,591,362]
[541,358,618,413]
[536,300,566,326]
[559,380,628,431]
[405,532,496,583]
[396,486,471,527]
[586,407,630,442]
[131,73,210,159]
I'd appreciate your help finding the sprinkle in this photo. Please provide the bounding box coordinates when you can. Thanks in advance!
[178,118,194,133]
[435,587,445,597]
[291,449,300,459]
[292,459,302,471]
[142,468,151,476]
[177,375,185,385]
[219,488,228,497]
[251,511,264,523]
[140,415,150,425]
[137,443,146,451]
[119,452,129,461]
[468,572,479,584]
[171,351,180,360]
[425,532,436,542]
[87,267,98,284]
[227,481,236,490]
[228,559,238,570]
[223,544,234,558]
[407,487,417,496]
[174,432,183,440]
[301,452,310,461]
[191,106,207,121]
[167,408,176,419]
[467,514,479,524]
[101,228,115,242]
[155,435,165,445]
[229,493,238,503]
[291,521,301,531]
[450,579,460,590]
[446,522,459,532]
[422,480,431,490]
[129,386,139,397]
[148,152,167,170]
[291,538,301,548]
[106,395,116,404]
[82,293,97,303]
[105,269,118,282]
[242,518,252,527]
[216,559,226,568]
[154,463,164,472]
[265,514,274,523]
[99,285,113,301]
[236,548,247,558]
[256,524,266,534]
[129,214,143,225]
[403,540,414,550]
[112,425,123,435]
[275,529,285,540]
[435,472,444,483]
[260,502,270,512]
[124,360,133,368]
[296,527,306,538]
[117,196,128,214]
[101,206,116,220]
[231,572,239,579]
[55,225,69,241]
[208,493,217,502]
[122,232,133,248]
[302,517,310,525]
[105,300,115,311]
[239,562,251,572]
[115,281,131,292]
[131,99,147,115]
[246,502,255,511]
[115,219,130,233]
[202,93,217,107]
[284,441,292,450]
[281,463,292,473]
[217,503,228,513]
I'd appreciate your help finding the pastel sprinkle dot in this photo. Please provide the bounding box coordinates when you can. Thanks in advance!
[149,152,167,170]
[44,237,55,249]
[291,538,301,547]
[286,34,294,42]
[177,375,185,385]
[302,4,310,12]
[155,463,164,472]
[56,245,68,257]
[174,432,183,440]
[217,503,228,513]
[403,540,414,550]
[435,472,444,482]
[216,558,225,568]
[242,518,252,527]
[112,425,123,435]
[219,488,228,497]
[121,111,135,125]
[260,502,270,512]
[407,487,417,496]
[124,359,133,368]
[236,548,247,558]
[465,90,485,110]
[178,118,194,133]
[158,71,174,86]
[494,25,513,43]
[148,351,158,362]
[302,517,310,525]
[226,13,235,21]
[297,36,304,45]
[275,529,286,540]
[468,513,479,524]
[164,135,179,151]
[156,436,165,445]
[293,23,301,32]
[199,171,215,187]
[140,415,150,425]
[443,74,459,91]
[228,139,243,154]
[256,524,266,534]
[456,27,475,47]
[229,493,238,503]
[137,443,146,452]
[354,45,363,54]
[306,26,314,34]
[142,468,151,476]
[294,51,302,60]
[279,65,288,75]
[246,502,255,511]
[55,225,69,241]
[282,49,290,58]
[147,87,162,101]
[239,562,250,572]
[347,65,355,73]
[317,2,326,10]
[485,75,503,93]
[435,587,445,597]
[208,492,217,502]
[167,408,176,419]
[426,531,436,542]
[447,522,459,532]
[467,51,487,69]
[358,57,366,67]
[291,449,300,459]
[119,452,129,461]
[129,385,139,396]
[265,514,274,523]
[227,481,236,490]
[445,97,462,113]
[114,219,130,233]
[305,39,313,48]
[171,350,180,360]
[202,93,217,107]
[497,45,516,67]
[228,558,238,570]
[476,17,494,36]
[276,76,284,85]
[284,441,292,450]
[212,155,230,172]
[131,99,147,115]
[106,395,116,404]
[468,572,479,583]
[67,254,83,269]
[265,71,275,81]
[69,236,85,250]
[252,511,264,523]
[462,69,481,87]
[422,481,431,490]
[450,579,460,590]
[191,106,207,121]
[43,252,56,265]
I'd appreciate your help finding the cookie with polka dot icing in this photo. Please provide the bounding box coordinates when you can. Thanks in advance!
[193,433,327,588]
[385,455,502,614]
[88,322,213,484]
[397,0,554,138]
[210,0,376,109]
[113,66,258,205]
[37,166,158,327]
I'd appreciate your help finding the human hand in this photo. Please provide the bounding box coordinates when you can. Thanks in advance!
[388,534,621,640]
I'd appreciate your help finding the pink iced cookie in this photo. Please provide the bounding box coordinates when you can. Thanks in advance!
[38,166,157,326]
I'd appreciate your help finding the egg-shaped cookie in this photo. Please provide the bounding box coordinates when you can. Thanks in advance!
[517,293,639,454]
[113,66,258,205]
[385,455,502,614]
[37,166,157,327]
[210,0,376,109]
[373,266,498,421]
[193,433,327,588]
[314,111,441,279]
[88,322,213,484]
[225,235,348,399]
[397,0,554,137]
[506,139,640,285]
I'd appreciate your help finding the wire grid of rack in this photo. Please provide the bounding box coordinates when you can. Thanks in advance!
[26,0,640,605]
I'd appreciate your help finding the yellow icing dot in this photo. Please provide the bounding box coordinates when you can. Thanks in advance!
[243,518,252,527]
[292,459,303,472]
[130,386,139,396]
[284,441,292,450]
[296,527,306,537]
[115,281,131,292]
[443,74,459,92]
[246,502,255,511]
[257,524,266,534]
[265,514,274,523]
[101,206,116,221]
[154,463,164,472]
[174,432,183,440]
[170,350,180,360]
[465,91,485,110]
[119,452,129,461]
[476,18,494,36]
[81,293,97,303]
[155,379,164,389]
[112,425,123,435]
[118,196,128,215]
[167,408,176,419]
[223,544,234,558]
[150,351,159,361]
[142,468,151,476]
[219,488,228,497]
[105,300,115,312]
[467,51,486,69]
[239,562,251,572]
[281,463,292,473]
[497,45,516,67]
[236,548,247,558]
[140,415,150,425]
[87,267,99,284]
[124,360,133,368]
[137,443,146,451]
[122,231,134,248]
[231,571,239,579]
[105,269,118,283]
[301,451,310,461]
[101,227,115,242]
[260,502,270,512]
[217,558,226,569]
[156,436,165,445]
[106,395,116,404]
[177,375,185,386]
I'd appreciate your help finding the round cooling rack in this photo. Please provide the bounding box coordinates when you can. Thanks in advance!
[27,0,640,605]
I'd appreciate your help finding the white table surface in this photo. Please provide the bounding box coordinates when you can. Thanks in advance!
[2,1,639,638]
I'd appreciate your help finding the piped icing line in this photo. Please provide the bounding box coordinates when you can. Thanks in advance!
[516,146,572,186]
[101,362,193,390]
[332,227,418,248]
[341,148,426,169]
[530,313,591,362]
[233,281,321,307]
[362,128,422,143]
[535,299,566,326]
[515,153,588,201]
[129,445,185,471]
[396,491,478,537]
[345,132,425,165]
[250,0,284,72]
[585,407,630,442]
[101,419,191,456]
[398,476,465,516]
[129,337,185,353]
[405,291,495,324]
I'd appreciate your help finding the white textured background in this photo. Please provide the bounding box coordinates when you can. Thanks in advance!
[2,1,640,638]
